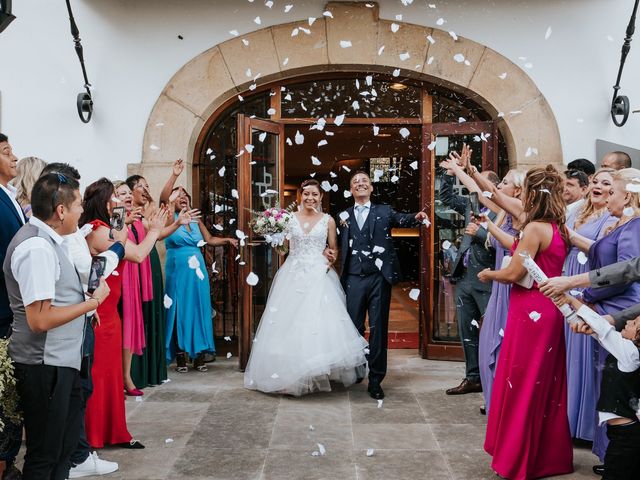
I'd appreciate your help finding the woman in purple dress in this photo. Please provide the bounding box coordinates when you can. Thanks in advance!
[563,168,614,441]
[542,167,640,462]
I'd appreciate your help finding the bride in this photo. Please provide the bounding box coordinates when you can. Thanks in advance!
[244,179,368,396]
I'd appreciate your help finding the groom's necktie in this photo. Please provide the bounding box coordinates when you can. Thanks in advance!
[355,205,368,230]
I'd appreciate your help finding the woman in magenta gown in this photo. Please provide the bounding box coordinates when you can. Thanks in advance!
[478,165,573,480]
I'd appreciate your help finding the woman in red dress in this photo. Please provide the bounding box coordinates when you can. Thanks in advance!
[478,165,573,480]
[80,178,167,448]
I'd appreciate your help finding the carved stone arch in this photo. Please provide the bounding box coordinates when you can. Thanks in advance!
[130,1,561,192]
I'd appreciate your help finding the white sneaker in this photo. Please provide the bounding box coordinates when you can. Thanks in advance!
[68,452,119,478]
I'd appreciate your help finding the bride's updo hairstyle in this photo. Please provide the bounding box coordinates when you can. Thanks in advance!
[522,164,569,246]
[299,178,321,193]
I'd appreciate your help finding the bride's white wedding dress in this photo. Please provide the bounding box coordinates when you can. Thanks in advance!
[244,213,368,396]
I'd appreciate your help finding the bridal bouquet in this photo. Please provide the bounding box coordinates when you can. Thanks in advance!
[249,203,296,254]
[0,338,21,432]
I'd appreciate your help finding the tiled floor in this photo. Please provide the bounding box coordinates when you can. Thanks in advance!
[22,351,601,479]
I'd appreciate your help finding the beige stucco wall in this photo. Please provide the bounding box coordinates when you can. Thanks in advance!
[129,1,562,197]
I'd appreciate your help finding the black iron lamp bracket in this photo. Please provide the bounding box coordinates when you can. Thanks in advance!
[611,0,639,127]
[66,0,93,123]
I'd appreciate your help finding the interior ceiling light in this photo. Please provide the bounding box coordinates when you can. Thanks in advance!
[390,83,408,91]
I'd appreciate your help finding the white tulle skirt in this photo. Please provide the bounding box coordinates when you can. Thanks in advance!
[244,255,368,396]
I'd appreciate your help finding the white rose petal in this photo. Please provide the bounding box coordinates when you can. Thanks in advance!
[334,114,345,126]
[226,352,232,359]
[195,268,205,281]
[197,240,206,247]
[377,399,383,408]
[311,156,321,166]
[499,328,504,337]
[163,294,173,309]
[577,251,588,265]
[529,311,541,322]
[442,240,452,250]
[295,130,304,145]
[409,289,420,301]
[366,449,375,457]
[375,258,383,270]
[410,161,418,170]
[399,127,410,139]
[246,272,259,286]
[391,23,400,33]
[453,53,465,63]
[340,40,352,48]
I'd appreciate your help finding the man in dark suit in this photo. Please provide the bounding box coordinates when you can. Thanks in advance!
[0,133,25,480]
[439,167,499,395]
[335,171,427,400]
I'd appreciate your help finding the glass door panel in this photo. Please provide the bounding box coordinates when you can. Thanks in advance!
[237,115,284,369]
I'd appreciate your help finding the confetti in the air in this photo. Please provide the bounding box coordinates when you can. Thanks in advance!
[334,114,345,126]
[442,240,452,250]
[295,130,304,144]
[577,252,588,265]
[246,272,259,286]
[188,255,200,269]
[197,240,206,248]
[391,23,400,33]
[311,156,321,165]
[163,295,173,309]
[545,26,552,40]
[529,311,541,322]
[409,289,420,301]
[471,319,480,328]
[377,399,383,408]
[399,127,410,138]
[409,161,418,170]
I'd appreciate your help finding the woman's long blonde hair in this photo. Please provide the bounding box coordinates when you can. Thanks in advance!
[487,169,526,247]
[13,156,46,207]
[574,167,616,229]
[607,168,640,232]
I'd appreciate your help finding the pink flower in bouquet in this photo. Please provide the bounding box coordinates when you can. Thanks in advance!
[264,210,271,217]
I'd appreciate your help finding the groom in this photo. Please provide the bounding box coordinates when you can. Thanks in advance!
[333,171,427,399]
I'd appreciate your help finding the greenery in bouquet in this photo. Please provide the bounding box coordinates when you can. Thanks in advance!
[0,338,21,432]
[249,202,297,254]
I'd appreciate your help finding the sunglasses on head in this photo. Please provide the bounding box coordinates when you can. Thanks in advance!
[50,172,69,212]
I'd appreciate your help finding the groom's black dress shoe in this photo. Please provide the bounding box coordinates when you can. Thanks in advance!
[592,464,604,476]
[368,384,385,399]
[446,378,482,395]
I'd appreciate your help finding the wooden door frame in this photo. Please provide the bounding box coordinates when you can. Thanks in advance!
[237,114,285,370]
[420,119,497,360]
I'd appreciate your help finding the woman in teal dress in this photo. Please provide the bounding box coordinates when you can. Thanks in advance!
[164,187,237,372]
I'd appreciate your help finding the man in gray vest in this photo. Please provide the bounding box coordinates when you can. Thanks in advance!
[3,172,110,480]
[440,165,499,395]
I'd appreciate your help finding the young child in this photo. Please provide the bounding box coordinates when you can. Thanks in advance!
[563,295,640,479]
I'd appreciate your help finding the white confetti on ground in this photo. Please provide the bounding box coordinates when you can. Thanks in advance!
[340,40,352,48]
[399,52,410,61]
[436,17,445,25]
[377,399,383,408]
[392,68,400,77]
[453,53,465,63]
[529,311,541,322]
[498,72,507,80]
[163,294,173,309]
[165,438,174,444]
[150,144,160,151]
[449,31,458,41]
[366,449,375,457]
[409,289,420,301]
[246,272,259,286]
[577,251,588,265]
[226,352,232,359]
[135,396,143,402]
[309,425,315,431]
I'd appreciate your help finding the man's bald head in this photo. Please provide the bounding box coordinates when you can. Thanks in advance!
[601,151,632,170]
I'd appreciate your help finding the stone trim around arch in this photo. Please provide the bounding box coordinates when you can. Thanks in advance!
[128,1,562,194]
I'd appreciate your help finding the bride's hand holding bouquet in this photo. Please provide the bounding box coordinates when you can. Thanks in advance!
[249,203,296,254]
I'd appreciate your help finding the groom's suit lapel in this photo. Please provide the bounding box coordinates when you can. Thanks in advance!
[368,203,377,240]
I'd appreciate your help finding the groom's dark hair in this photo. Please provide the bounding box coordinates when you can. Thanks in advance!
[349,170,371,184]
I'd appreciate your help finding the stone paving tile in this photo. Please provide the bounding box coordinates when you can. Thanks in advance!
[172,447,267,480]
[349,389,426,424]
[415,390,488,425]
[352,423,439,450]
[261,449,357,480]
[430,423,487,451]
[355,450,452,480]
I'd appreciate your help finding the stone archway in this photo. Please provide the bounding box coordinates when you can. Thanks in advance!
[129,1,562,193]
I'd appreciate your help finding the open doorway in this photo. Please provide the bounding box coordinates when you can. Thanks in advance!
[283,124,422,348]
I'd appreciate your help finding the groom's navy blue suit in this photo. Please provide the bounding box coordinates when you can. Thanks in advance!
[339,203,420,386]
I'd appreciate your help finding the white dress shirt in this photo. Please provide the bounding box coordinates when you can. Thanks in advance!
[576,305,640,424]
[354,201,371,224]
[566,198,585,217]
[10,216,64,307]
[1,182,26,224]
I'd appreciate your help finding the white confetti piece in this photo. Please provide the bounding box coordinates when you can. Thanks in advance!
[399,127,410,139]
[375,258,383,270]
[284,4,293,13]
[265,0,273,8]
[188,255,200,269]
[294,130,304,145]
[229,30,239,36]
[436,17,445,26]
[291,28,299,37]
[377,399,383,408]
[165,438,174,444]
[197,240,206,248]
[409,161,418,170]
[529,311,541,322]
[422,218,431,227]
[339,211,350,222]
[442,240,452,250]
[321,181,332,192]
[163,294,173,309]
[373,246,386,254]
[366,449,375,457]
[453,53,465,63]
[577,251,588,265]
[334,114,345,126]
[323,10,333,18]
[427,140,437,151]
[226,352,232,359]
[409,289,420,301]
[499,328,504,337]
[343,190,352,198]
[392,68,400,77]
[545,26,552,40]
[624,207,635,216]
[135,396,143,402]
[224,336,231,341]
[311,156,321,165]
[254,16,261,25]
[196,268,205,281]
[242,39,249,46]
[245,144,255,153]
[149,144,160,151]
[246,272,259,286]
[318,139,328,147]
[482,191,493,198]
[340,40,352,48]
[399,51,410,61]
[282,57,289,66]
[498,72,507,80]
[449,31,458,41]
[391,23,400,33]
[270,373,279,379]
[378,45,385,56]
[471,319,479,328]
[373,169,384,182]
[218,166,226,177]
[317,443,326,456]
[111,271,119,276]
[232,189,239,199]
[308,17,316,26]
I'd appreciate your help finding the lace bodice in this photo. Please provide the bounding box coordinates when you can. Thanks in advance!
[287,213,329,264]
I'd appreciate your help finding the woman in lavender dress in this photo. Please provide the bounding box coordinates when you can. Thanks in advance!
[543,168,640,462]
[563,168,614,441]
